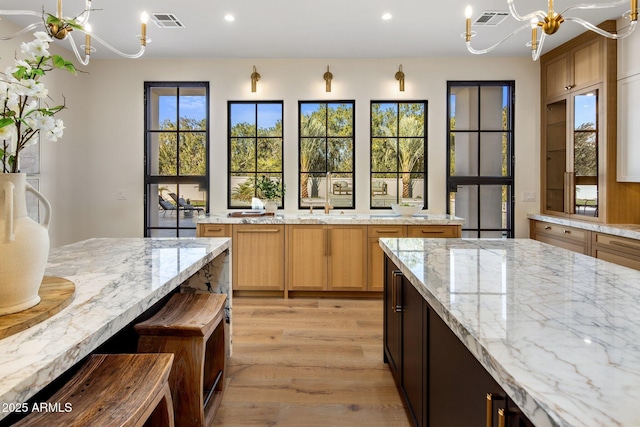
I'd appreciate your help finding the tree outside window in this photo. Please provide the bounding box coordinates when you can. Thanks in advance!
[370,101,427,208]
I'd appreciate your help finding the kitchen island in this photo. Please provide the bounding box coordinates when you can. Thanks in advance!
[381,237,640,427]
[0,237,231,422]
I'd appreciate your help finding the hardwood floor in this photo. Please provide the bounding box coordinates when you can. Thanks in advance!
[213,297,410,426]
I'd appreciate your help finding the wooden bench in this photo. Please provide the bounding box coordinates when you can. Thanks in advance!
[135,293,226,427]
[15,353,174,427]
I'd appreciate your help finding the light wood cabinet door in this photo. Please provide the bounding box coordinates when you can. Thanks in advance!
[328,226,368,291]
[287,225,327,291]
[571,37,602,92]
[197,224,231,237]
[543,52,570,99]
[368,226,408,292]
[233,225,285,291]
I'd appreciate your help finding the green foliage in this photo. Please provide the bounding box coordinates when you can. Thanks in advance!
[256,175,285,200]
[157,118,206,176]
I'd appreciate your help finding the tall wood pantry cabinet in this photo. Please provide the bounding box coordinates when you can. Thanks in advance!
[540,20,640,224]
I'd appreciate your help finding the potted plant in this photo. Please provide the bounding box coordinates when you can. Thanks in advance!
[256,175,285,214]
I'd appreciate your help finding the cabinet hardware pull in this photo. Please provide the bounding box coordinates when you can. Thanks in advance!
[237,228,280,233]
[392,270,403,313]
[422,230,444,234]
[498,408,505,427]
[486,393,505,427]
[609,240,640,251]
[378,229,400,234]
[544,225,551,230]
[324,229,328,256]
[206,227,222,232]
[328,229,332,256]
[563,229,570,234]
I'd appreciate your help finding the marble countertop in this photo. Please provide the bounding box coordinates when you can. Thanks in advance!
[380,237,640,427]
[196,212,465,225]
[0,237,230,418]
[528,213,640,240]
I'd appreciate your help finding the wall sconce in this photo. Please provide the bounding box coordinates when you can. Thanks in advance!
[323,65,333,92]
[395,65,405,92]
[251,65,261,93]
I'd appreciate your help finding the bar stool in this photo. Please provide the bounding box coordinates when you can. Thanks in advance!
[15,353,174,427]
[135,293,226,427]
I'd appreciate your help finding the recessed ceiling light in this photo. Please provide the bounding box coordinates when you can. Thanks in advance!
[224,14,235,22]
[382,13,392,20]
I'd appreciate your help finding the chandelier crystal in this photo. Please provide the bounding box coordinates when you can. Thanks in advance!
[0,0,150,65]
[464,0,638,61]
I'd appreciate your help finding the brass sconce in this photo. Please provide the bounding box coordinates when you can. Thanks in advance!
[323,65,333,92]
[251,65,261,93]
[395,65,405,92]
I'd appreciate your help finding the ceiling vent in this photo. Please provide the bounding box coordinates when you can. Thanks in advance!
[150,13,185,29]
[473,11,509,27]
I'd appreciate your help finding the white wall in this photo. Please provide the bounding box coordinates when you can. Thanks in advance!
[1,21,541,246]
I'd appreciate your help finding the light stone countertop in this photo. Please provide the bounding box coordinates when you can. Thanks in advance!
[195,212,465,225]
[528,213,640,240]
[380,237,640,427]
[0,237,231,419]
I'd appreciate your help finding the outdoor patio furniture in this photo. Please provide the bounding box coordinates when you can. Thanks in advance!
[169,193,205,215]
[372,181,387,196]
[332,181,352,195]
[159,199,177,216]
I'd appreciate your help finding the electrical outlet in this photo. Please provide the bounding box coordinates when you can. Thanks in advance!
[117,190,126,200]
[522,191,536,202]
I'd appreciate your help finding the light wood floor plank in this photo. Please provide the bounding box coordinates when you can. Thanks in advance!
[213,297,410,426]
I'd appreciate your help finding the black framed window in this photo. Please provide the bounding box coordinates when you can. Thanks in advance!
[298,101,355,209]
[370,101,427,209]
[228,101,284,208]
[144,82,209,237]
[446,81,515,238]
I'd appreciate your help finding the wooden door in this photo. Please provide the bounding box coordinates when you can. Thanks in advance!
[287,225,327,291]
[233,225,285,291]
[327,225,367,291]
[543,52,569,99]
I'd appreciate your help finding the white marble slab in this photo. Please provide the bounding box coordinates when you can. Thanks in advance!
[528,213,640,240]
[196,212,464,225]
[0,237,230,419]
[380,238,640,427]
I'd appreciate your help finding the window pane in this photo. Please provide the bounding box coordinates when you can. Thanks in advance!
[257,138,282,172]
[371,174,392,207]
[480,86,507,130]
[450,132,479,176]
[300,138,326,173]
[328,103,353,137]
[300,103,326,137]
[372,138,397,172]
[450,86,478,130]
[150,87,177,131]
[372,103,398,137]
[230,104,256,137]
[575,92,597,131]
[179,87,207,130]
[479,185,505,229]
[179,133,206,176]
[401,173,424,204]
[399,103,424,137]
[151,133,177,176]
[230,138,256,173]
[300,172,326,204]
[258,103,283,137]
[479,132,507,176]
[451,185,478,228]
[399,138,424,173]
[330,173,353,208]
[328,138,353,172]
[230,173,256,207]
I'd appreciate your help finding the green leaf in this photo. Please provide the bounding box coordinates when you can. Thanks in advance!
[52,55,77,75]
[46,14,62,25]
[0,118,13,128]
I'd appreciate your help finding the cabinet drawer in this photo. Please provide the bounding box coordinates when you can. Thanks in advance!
[593,232,640,256]
[198,224,231,237]
[368,225,407,238]
[533,221,586,242]
[536,234,587,254]
[408,226,458,238]
[593,248,640,271]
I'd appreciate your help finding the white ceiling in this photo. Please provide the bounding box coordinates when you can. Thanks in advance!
[0,0,632,60]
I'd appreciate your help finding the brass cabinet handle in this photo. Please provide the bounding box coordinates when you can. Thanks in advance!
[486,393,493,427]
[324,229,328,256]
[609,240,640,251]
[377,229,400,234]
[328,229,332,256]
[205,227,223,232]
[563,229,571,234]
[498,408,505,427]
[237,228,280,233]
[422,230,444,234]
[392,270,403,313]
[544,225,551,230]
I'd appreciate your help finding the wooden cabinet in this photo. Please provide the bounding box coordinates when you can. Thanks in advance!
[407,225,461,238]
[540,20,640,224]
[384,255,534,427]
[617,74,640,182]
[592,232,640,270]
[232,225,285,291]
[529,219,591,255]
[287,225,367,292]
[368,226,407,292]
[197,224,231,237]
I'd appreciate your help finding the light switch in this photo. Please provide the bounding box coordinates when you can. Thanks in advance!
[522,191,536,202]
[117,190,127,200]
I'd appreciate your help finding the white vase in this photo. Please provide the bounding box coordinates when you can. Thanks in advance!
[264,200,278,214]
[0,173,51,315]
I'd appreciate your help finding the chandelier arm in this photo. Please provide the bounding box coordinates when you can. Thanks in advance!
[532,32,547,61]
[0,22,42,41]
[0,10,42,18]
[466,22,530,55]
[83,31,146,59]
[75,0,92,26]
[67,35,90,66]
[506,0,546,22]
[559,0,629,15]
[565,16,637,39]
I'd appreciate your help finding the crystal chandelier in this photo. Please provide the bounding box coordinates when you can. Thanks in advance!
[0,0,149,66]
[464,0,638,61]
